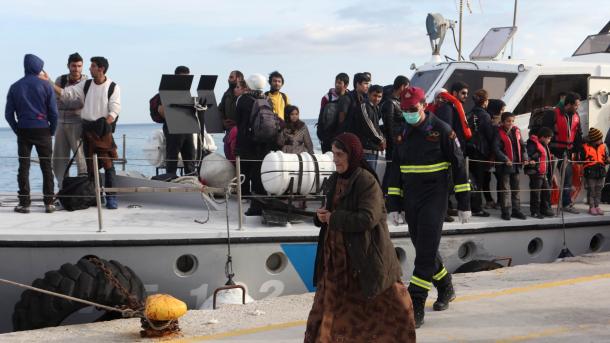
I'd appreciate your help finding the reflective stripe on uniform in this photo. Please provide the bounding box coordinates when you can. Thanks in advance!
[433,267,448,281]
[400,162,450,174]
[409,276,432,290]
[454,183,471,193]
[387,187,403,196]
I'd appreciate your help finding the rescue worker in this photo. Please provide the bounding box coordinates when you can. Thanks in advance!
[387,87,471,328]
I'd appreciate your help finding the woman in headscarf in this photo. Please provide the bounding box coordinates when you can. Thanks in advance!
[304,133,416,343]
[277,105,314,154]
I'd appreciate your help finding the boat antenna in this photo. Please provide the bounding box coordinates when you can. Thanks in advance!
[509,0,518,58]
[458,0,463,61]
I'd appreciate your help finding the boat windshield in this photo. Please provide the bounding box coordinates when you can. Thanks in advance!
[573,33,610,56]
[410,69,442,93]
[442,68,518,112]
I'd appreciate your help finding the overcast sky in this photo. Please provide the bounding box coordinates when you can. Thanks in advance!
[0,0,607,126]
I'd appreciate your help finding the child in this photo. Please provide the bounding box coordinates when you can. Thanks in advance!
[276,105,314,154]
[525,127,555,219]
[581,127,610,215]
[493,112,530,220]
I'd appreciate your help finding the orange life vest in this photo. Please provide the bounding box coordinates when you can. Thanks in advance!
[437,92,472,141]
[529,134,549,175]
[551,107,580,150]
[583,143,607,168]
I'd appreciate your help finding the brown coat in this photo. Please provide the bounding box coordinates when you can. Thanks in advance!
[313,167,401,299]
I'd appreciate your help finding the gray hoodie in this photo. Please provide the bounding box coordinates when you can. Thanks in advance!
[55,74,87,124]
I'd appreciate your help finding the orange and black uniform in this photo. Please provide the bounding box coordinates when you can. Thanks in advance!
[581,142,609,208]
[387,112,470,299]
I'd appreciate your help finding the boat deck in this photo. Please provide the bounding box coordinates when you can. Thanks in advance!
[1,194,609,242]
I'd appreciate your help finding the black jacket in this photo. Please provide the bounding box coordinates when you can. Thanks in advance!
[387,112,470,211]
[436,101,467,151]
[466,106,494,159]
[349,101,385,150]
[313,167,401,299]
[235,91,275,157]
[380,95,404,154]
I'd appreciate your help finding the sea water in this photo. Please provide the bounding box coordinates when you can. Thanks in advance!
[0,120,320,193]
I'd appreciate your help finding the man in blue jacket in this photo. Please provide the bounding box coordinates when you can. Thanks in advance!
[5,54,58,213]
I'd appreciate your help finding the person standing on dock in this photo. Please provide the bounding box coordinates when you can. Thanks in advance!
[386,86,471,328]
[5,53,58,214]
[53,52,88,187]
[43,56,121,210]
[305,132,416,342]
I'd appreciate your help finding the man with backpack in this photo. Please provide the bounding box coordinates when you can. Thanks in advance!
[542,91,583,213]
[53,52,88,187]
[265,71,290,120]
[236,73,280,216]
[45,56,121,210]
[316,73,349,153]
[338,73,370,134]
[149,66,196,178]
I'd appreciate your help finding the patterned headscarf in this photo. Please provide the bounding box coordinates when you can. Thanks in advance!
[333,133,364,177]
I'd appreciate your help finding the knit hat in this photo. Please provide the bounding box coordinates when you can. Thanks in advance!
[246,73,267,91]
[588,127,603,142]
[333,133,364,177]
[400,86,426,110]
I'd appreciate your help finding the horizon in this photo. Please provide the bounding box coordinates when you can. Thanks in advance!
[1,1,607,128]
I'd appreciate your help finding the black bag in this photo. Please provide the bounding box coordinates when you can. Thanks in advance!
[316,90,340,141]
[56,141,97,211]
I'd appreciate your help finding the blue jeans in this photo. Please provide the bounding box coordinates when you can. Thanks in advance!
[363,152,378,171]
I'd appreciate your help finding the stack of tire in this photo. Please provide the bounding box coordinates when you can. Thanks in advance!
[12,257,145,331]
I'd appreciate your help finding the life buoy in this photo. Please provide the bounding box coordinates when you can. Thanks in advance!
[12,257,145,331]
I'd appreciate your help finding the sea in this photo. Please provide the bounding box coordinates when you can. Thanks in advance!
[0,120,320,194]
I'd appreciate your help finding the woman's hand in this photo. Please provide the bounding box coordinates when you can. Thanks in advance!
[316,208,331,224]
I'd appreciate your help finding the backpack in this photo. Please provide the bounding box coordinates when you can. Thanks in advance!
[528,106,555,136]
[56,141,97,211]
[248,97,281,142]
[84,79,118,132]
[316,90,340,141]
[59,74,69,88]
[149,93,164,123]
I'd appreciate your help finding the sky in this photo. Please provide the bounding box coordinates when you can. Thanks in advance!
[0,0,607,126]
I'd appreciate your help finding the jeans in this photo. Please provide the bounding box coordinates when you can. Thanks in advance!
[363,152,378,171]
[529,175,551,214]
[17,128,54,206]
[497,172,521,213]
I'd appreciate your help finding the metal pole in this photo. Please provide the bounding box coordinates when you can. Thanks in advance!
[235,155,243,230]
[510,0,518,58]
[557,155,568,215]
[458,0,464,61]
[93,154,104,232]
[121,134,126,171]
[465,156,470,181]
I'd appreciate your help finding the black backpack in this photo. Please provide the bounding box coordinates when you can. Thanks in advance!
[149,93,164,123]
[56,141,97,211]
[316,90,340,141]
[84,79,118,132]
[528,106,555,136]
[248,97,281,143]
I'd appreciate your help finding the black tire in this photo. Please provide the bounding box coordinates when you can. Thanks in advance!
[12,257,145,331]
[453,260,504,274]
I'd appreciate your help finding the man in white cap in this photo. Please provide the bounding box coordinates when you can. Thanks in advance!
[235,74,279,216]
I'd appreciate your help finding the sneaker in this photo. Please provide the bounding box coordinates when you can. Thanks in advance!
[511,211,527,220]
[472,210,490,217]
[447,208,459,216]
[589,208,597,215]
[105,196,118,210]
[501,212,511,220]
[14,205,30,214]
[444,215,455,223]
[44,204,56,213]
[531,212,544,219]
[541,209,555,217]
[596,207,604,215]
[562,205,579,214]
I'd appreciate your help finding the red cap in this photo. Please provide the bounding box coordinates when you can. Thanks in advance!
[400,86,426,110]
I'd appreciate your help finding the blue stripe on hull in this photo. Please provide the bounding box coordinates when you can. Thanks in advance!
[281,243,318,292]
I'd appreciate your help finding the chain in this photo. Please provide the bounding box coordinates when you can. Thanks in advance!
[87,256,143,310]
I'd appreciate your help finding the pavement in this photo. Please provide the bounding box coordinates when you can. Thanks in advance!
[3,252,610,342]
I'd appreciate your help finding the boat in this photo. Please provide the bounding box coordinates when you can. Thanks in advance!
[1,14,610,334]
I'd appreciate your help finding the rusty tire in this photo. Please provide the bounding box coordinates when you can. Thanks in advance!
[12,257,145,331]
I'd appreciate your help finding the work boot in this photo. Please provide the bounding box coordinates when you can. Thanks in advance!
[14,205,30,214]
[105,196,118,210]
[433,282,456,311]
[511,210,527,220]
[444,215,455,223]
[541,209,555,217]
[501,211,511,220]
[45,204,56,213]
[411,296,426,328]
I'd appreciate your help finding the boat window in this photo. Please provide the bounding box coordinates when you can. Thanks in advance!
[573,34,610,56]
[410,69,442,93]
[513,74,588,115]
[442,69,517,112]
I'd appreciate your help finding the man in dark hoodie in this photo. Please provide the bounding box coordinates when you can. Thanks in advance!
[5,54,58,214]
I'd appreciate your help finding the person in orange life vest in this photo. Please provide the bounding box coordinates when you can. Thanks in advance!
[493,112,533,221]
[542,91,583,213]
[580,127,610,215]
[525,127,555,219]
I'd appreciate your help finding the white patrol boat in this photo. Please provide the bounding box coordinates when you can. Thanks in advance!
[1,16,610,334]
